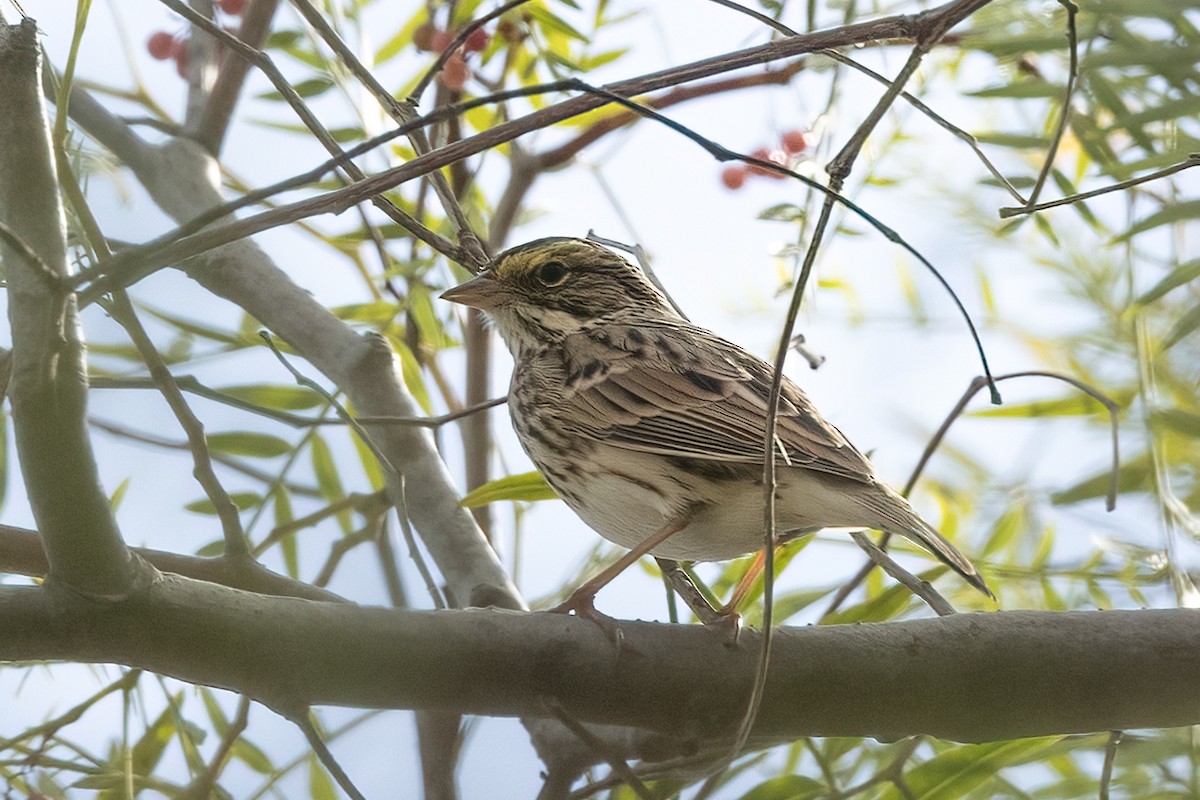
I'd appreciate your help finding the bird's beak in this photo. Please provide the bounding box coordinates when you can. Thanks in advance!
[441,272,503,310]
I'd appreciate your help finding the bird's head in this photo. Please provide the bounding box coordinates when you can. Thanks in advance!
[441,237,677,353]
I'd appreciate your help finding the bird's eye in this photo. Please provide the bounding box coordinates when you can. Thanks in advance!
[535,261,568,286]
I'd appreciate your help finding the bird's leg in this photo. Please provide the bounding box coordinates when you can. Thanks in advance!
[721,550,766,617]
[551,513,690,626]
[656,558,742,644]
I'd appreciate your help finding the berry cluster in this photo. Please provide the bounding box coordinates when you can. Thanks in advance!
[147,0,246,78]
[413,23,491,91]
[720,129,816,190]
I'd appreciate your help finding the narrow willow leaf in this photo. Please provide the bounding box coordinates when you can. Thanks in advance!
[219,383,324,410]
[206,431,293,459]
[881,737,1064,800]
[311,434,351,533]
[309,755,338,800]
[1136,259,1200,306]
[109,477,131,512]
[460,471,558,507]
[186,493,261,515]
[1162,304,1200,351]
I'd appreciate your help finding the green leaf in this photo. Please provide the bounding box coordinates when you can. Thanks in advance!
[982,500,1027,557]
[309,755,338,800]
[1162,304,1200,351]
[219,384,324,411]
[880,738,1063,800]
[392,337,432,415]
[969,80,1061,99]
[972,392,1126,419]
[1151,408,1200,438]
[758,203,805,222]
[351,425,386,491]
[737,774,825,800]
[579,48,628,70]
[206,431,293,459]
[139,305,244,346]
[275,488,299,578]
[258,76,334,101]
[130,699,181,776]
[109,477,130,512]
[526,4,590,42]
[199,687,230,736]
[311,434,351,533]
[1114,199,1200,242]
[232,739,275,774]
[1052,452,1151,505]
[186,492,261,515]
[461,471,558,507]
[1135,259,1200,305]
[973,132,1050,149]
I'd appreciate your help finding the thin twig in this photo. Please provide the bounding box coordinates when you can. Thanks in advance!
[823,370,1122,618]
[75,2,998,302]
[90,376,507,428]
[1025,0,1079,209]
[259,333,447,608]
[820,49,1027,204]
[285,0,485,266]
[544,699,656,800]
[157,0,461,259]
[585,231,689,320]
[183,696,251,799]
[1000,154,1200,218]
[313,523,380,588]
[108,292,251,558]
[0,220,69,289]
[88,416,322,498]
[409,0,534,102]
[849,531,956,616]
[1099,730,1123,800]
[294,712,368,800]
[569,81,1000,399]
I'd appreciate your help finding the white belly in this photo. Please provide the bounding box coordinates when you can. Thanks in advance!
[553,450,862,562]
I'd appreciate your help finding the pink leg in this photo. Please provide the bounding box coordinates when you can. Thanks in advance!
[552,513,691,621]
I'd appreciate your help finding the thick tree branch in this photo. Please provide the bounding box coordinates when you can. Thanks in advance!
[0,20,139,597]
[2,580,1198,747]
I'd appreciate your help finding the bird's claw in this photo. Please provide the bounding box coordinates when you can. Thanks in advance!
[550,590,625,648]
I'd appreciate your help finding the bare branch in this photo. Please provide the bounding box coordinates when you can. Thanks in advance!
[0,524,345,603]
[0,19,138,596]
[3,580,1200,746]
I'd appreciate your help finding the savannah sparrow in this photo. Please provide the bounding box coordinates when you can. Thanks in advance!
[442,237,990,618]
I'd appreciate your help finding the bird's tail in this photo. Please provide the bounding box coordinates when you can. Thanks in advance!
[864,489,993,599]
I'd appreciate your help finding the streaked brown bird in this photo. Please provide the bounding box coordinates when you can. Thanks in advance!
[443,237,990,622]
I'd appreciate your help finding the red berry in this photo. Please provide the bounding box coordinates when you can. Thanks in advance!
[147,31,175,60]
[413,23,436,51]
[746,147,774,176]
[217,0,246,14]
[440,52,470,90]
[430,29,455,53]
[781,129,811,155]
[721,165,747,190]
[463,27,490,53]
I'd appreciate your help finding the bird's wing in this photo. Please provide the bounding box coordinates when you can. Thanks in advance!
[559,323,877,484]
